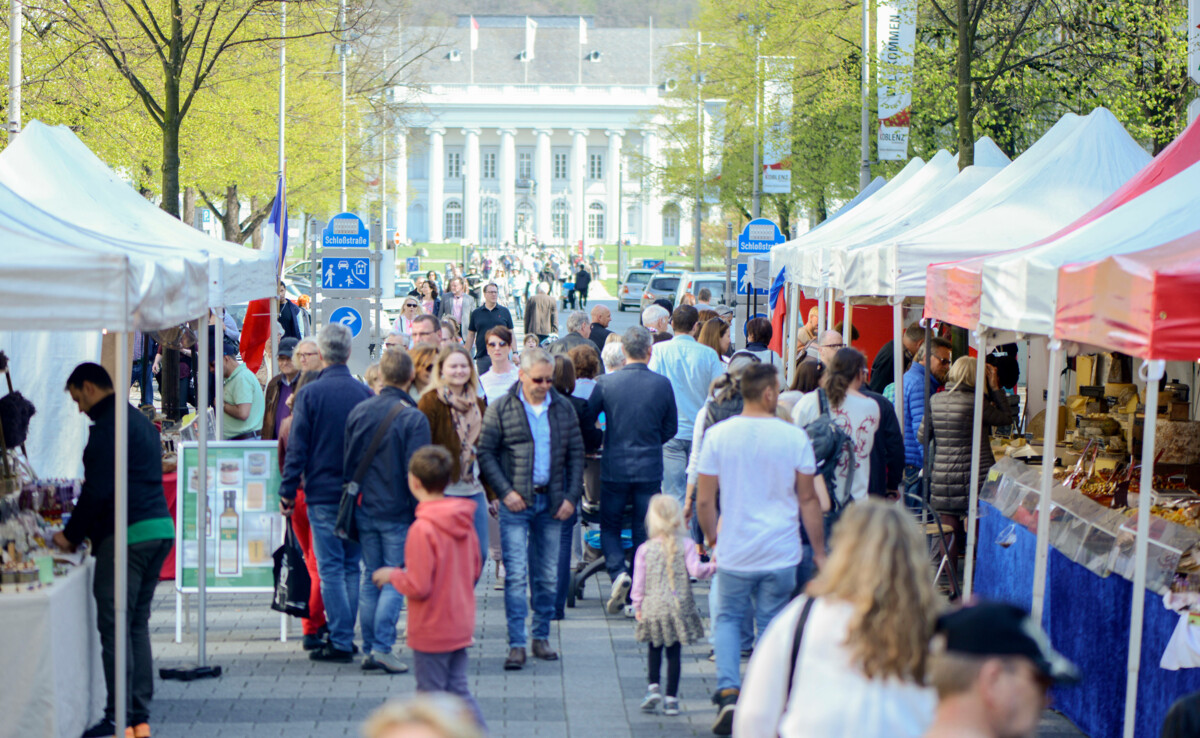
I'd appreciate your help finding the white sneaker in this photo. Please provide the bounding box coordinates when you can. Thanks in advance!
[663,696,680,716]
[372,651,409,674]
[607,572,631,614]
[640,683,663,713]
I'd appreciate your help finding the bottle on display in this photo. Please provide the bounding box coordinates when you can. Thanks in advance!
[218,491,239,576]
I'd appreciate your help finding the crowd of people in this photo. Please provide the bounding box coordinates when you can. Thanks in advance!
[64,253,1101,738]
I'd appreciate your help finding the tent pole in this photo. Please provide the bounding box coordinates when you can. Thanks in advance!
[921,320,932,506]
[269,297,280,378]
[892,301,903,424]
[963,329,988,600]
[826,289,836,335]
[214,308,225,441]
[1123,359,1165,738]
[843,299,853,347]
[816,284,826,337]
[196,313,209,667]
[784,284,797,385]
[113,330,130,736]
[1032,340,1062,621]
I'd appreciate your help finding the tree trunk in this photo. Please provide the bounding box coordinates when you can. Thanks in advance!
[183,187,196,228]
[223,185,241,242]
[250,196,263,249]
[955,0,974,169]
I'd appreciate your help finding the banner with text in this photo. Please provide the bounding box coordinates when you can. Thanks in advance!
[876,0,917,161]
[762,58,793,194]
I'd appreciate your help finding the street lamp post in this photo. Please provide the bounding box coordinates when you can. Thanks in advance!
[859,0,872,190]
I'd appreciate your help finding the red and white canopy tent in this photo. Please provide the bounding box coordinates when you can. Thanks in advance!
[1055,231,1200,737]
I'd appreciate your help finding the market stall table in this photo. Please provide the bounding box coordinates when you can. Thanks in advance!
[0,558,105,738]
[976,500,1200,737]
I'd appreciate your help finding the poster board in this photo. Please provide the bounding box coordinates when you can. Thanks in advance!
[175,441,282,593]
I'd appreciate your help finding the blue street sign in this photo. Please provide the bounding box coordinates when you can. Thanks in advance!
[405,256,420,273]
[321,212,370,249]
[328,306,364,337]
[321,256,371,289]
[736,263,769,296]
[737,218,785,254]
[641,259,665,272]
[742,313,769,338]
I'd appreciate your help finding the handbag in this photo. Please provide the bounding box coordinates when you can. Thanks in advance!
[271,520,311,618]
[335,401,408,541]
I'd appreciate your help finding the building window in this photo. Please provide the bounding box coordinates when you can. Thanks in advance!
[481,198,500,243]
[445,200,463,239]
[482,152,497,180]
[553,152,568,180]
[662,204,680,244]
[446,151,462,179]
[518,151,533,180]
[587,202,605,240]
[552,199,569,240]
[588,153,604,180]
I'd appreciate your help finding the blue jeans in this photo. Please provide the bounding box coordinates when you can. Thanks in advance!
[554,509,579,618]
[357,516,409,655]
[499,493,561,647]
[457,491,489,573]
[661,438,691,506]
[707,570,755,650]
[599,479,658,582]
[714,566,796,691]
[306,503,362,652]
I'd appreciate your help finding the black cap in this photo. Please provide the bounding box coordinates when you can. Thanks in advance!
[222,337,240,358]
[278,337,299,358]
[935,602,1080,685]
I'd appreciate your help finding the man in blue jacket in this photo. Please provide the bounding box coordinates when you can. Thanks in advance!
[343,348,430,674]
[903,336,952,503]
[588,326,678,615]
[279,323,372,662]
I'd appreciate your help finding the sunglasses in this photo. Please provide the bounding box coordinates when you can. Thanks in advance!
[404,303,418,308]
[487,341,508,348]
[527,377,554,385]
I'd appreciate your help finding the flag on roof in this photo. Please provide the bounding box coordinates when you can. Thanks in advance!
[525,17,537,60]
[470,15,479,51]
[579,16,587,45]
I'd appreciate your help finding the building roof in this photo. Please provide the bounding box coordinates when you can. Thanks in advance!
[400,23,688,86]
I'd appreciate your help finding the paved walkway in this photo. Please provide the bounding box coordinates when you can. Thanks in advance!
[148,563,1085,737]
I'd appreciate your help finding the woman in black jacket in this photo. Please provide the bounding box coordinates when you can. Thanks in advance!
[919,355,1012,586]
[552,354,600,619]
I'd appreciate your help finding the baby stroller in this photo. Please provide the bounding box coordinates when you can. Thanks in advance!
[566,455,634,608]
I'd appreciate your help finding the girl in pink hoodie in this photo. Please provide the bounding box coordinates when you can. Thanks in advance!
[373,446,484,728]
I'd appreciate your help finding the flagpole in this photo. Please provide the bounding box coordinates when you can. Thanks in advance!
[271,1,287,378]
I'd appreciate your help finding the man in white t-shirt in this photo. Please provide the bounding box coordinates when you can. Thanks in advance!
[696,363,827,735]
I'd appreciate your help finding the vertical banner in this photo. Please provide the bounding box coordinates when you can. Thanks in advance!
[761,58,793,194]
[876,0,917,161]
[1190,0,1200,83]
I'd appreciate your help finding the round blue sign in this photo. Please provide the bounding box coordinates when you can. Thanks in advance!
[329,306,364,337]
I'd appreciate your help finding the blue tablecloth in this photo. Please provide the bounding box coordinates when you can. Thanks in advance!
[975,501,1200,738]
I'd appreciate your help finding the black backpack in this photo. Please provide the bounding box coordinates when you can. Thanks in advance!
[802,389,856,519]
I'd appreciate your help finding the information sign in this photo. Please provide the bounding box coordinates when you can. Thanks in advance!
[641,259,665,272]
[329,305,365,337]
[736,263,768,296]
[321,212,370,249]
[737,218,785,255]
[405,256,420,273]
[176,441,281,592]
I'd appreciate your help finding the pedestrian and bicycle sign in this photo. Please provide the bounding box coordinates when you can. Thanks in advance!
[322,256,371,289]
[328,305,364,337]
[736,263,768,296]
[737,218,785,255]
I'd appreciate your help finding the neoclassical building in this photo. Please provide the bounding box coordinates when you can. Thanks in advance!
[394,15,687,247]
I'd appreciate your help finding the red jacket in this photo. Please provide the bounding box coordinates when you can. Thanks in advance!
[389,497,481,653]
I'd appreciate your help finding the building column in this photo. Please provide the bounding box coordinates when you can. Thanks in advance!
[605,129,624,244]
[535,128,553,244]
[463,127,481,245]
[571,128,588,247]
[499,128,517,246]
[642,129,663,247]
[394,127,407,243]
[428,126,445,243]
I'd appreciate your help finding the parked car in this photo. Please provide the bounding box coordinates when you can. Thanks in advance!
[617,269,655,312]
[638,271,685,310]
[674,272,733,308]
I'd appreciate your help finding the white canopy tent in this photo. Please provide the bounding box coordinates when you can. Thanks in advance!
[813,175,886,231]
[841,109,1150,300]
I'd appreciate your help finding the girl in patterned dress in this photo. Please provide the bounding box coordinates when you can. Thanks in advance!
[631,494,716,716]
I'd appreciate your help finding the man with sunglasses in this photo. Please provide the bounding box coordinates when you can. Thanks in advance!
[903,336,953,505]
[465,282,514,374]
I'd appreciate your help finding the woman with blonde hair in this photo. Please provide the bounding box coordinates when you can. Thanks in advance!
[362,694,483,738]
[919,355,1011,589]
[735,499,938,737]
[417,345,492,564]
[408,343,439,397]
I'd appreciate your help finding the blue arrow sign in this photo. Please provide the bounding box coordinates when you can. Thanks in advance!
[329,306,364,337]
[738,218,785,254]
[736,263,769,296]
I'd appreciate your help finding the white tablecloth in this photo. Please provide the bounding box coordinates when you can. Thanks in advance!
[0,559,105,738]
